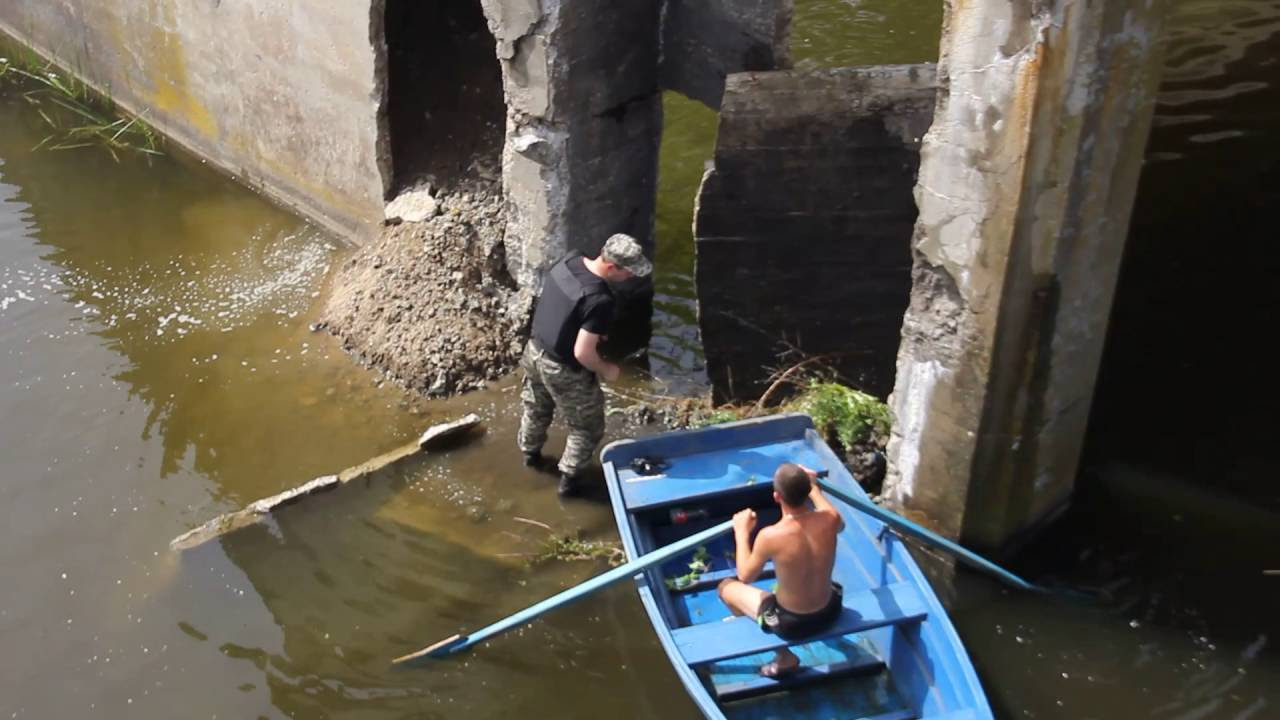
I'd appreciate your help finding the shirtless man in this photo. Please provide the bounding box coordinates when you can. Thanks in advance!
[717,463,844,677]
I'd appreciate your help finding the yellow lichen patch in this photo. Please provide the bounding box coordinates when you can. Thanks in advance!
[140,0,219,140]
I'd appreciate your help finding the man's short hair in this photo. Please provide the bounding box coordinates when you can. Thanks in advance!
[773,463,810,507]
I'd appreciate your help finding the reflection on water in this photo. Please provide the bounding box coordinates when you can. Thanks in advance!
[2,2,1278,718]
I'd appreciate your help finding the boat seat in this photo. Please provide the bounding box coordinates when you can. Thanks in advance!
[712,653,886,702]
[673,582,928,666]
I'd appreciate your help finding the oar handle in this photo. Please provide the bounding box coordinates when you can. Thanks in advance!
[816,476,1041,593]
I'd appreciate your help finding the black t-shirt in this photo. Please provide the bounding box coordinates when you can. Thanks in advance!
[530,256,615,369]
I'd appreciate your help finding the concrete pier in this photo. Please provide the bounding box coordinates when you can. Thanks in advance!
[882,0,1171,548]
[694,65,936,404]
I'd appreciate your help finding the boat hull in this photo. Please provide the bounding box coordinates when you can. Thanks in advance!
[602,413,993,720]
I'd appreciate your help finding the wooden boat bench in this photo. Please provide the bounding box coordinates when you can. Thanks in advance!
[672,581,929,666]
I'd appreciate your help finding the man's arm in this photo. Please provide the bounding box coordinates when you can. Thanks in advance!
[573,329,621,382]
[732,509,771,582]
[800,465,845,532]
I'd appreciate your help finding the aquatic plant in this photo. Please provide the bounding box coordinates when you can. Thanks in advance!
[0,48,162,160]
[531,532,626,567]
[788,381,890,450]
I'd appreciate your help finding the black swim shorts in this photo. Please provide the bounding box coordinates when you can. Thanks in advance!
[757,583,844,640]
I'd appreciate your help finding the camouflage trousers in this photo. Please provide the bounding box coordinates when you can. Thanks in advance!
[517,342,605,477]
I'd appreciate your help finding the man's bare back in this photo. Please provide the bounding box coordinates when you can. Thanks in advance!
[757,508,839,613]
[716,463,845,677]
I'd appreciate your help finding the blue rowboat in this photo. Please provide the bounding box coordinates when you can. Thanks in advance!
[601,413,994,720]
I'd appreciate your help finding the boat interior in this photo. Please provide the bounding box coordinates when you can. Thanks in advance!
[604,417,986,720]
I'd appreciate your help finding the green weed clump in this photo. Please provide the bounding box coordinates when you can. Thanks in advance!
[787,381,890,450]
[1,48,162,160]
[692,407,742,427]
[532,533,626,567]
[676,380,890,452]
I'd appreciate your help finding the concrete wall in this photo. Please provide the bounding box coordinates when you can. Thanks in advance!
[489,0,794,288]
[694,66,936,404]
[660,0,793,109]
[480,0,665,288]
[0,0,387,240]
[884,0,1170,547]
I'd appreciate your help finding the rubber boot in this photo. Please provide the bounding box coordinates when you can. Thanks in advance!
[557,472,581,497]
[522,450,544,469]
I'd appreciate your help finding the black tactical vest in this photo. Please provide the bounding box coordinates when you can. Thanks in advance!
[530,255,611,368]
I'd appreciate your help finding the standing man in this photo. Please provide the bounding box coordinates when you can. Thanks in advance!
[518,233,652,496]
[717,463,845,677]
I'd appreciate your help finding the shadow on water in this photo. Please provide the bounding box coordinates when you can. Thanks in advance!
[946,4,1280,718]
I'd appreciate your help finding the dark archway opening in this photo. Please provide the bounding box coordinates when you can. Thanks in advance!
[383,0,504,195]
[1082,15,1280,509]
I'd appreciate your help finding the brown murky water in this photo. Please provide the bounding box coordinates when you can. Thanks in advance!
[3,2,1278,718]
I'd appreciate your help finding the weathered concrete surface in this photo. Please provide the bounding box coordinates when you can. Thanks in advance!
[485,0,663,289]
[884,0,1171,548]
[695,66,937,404]
[489,0,796,288]
[660,0,793,109]
[0,0,386,240]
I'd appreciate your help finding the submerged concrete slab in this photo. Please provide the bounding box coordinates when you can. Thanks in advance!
[170,415,481,551]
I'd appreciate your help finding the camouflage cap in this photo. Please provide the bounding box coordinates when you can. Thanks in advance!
[601,233,652,278]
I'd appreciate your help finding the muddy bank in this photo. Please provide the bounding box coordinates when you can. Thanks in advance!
[316,174,531,396]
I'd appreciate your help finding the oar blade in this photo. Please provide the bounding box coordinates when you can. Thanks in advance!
[392,633,468,666]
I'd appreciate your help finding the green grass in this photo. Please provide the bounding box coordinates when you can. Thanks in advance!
[1,48,162,160]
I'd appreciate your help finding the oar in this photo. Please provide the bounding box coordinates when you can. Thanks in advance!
[392,518,734,665]
[815,474,1043,593]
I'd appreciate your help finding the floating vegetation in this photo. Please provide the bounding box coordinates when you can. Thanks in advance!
[0,47,162,160]
[510,517,627,567]
[532,533,626,566]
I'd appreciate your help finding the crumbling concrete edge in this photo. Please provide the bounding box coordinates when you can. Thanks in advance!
[480,0,571,290]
